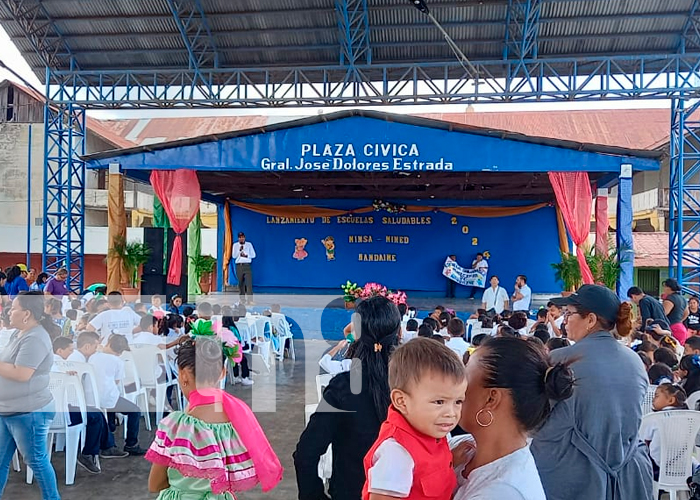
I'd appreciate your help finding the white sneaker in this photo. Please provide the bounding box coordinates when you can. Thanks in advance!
[240,377,254,386]
[233,377,242,385]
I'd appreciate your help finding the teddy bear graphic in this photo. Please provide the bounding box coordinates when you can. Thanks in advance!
[321,236,335,261]
[293,238,308,261]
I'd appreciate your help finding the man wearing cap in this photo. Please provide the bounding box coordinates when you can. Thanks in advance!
[233,232,256,304]
[627,286,668,328]
[531,285,653,500]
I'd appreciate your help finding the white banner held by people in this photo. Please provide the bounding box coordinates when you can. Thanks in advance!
[442,258,487,288]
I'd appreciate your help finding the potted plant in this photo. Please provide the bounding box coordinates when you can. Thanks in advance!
[550,251,582,294]
[192,254,217,295]
[108,235,152,301]
[587,245,631,291]
[341,281,361,309]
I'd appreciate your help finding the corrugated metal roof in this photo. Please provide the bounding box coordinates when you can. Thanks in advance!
[420,109,672,150]
[0,0,696,81]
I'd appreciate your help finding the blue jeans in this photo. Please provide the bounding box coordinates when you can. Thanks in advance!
[0,401,61,500]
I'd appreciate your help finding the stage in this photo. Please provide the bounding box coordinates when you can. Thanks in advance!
[84,110,661,302]
[201,291,555,341]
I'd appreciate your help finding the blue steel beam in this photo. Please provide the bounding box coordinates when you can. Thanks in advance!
[0,0,77,69]
[504,0,543,93]
[335,0,372,66]
[45,53,700,108]
[164,0,220,71]
[679,0,700,53]
[669,98,700,294]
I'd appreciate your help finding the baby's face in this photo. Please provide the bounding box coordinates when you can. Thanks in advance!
[400,372,467,439]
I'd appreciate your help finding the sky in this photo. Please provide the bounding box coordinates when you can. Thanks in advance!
[0,25,672,120]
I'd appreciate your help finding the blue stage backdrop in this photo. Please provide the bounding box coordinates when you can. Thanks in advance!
[229,200,561,295]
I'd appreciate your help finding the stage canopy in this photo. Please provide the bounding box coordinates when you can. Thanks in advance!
[84,111,661,295]
[85,110,660,203]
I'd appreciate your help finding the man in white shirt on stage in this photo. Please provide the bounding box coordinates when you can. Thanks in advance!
[512,274,532,312]
[233,231,256,304]
[482,275,509,314]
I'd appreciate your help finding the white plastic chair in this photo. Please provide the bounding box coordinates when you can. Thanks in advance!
[687,391,700,412]
[235,321,253,353]
[642,410,700,500]
[54,360,104,415]
[130,345,174,423]
[272,312,295,360]
[642,384,658,415]
[316,374,333,402]
[28,373,86,486]
[120,351,151,432]
[304,403,332,481]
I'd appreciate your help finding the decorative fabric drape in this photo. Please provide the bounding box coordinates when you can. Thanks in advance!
[223,201,233,286]
[150,170,201,286]
[595,192,609,255]
[153,194,171,274]
[187,212,202,296]
[555,204,570,255]
[228,200,547,218]
[548,172,595,285]
[107,172,127,293]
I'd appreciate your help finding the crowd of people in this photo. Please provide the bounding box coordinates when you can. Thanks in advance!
[297,279,700,500]
[4,260,700,500]
[0,278,273,500]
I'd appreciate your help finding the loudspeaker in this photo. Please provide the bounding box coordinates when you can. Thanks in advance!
[140,273,166,296]
[143,227,166,275]
[142,228,188,301]
[165,228,188,303]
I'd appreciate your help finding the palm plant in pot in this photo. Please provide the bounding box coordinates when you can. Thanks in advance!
[108,235,152,301]
[551,251,582,294]
[192,254,217,294]
[587,244,631,291]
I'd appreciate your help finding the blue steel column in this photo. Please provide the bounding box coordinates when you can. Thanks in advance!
[669,98,700,294]
[616,164,634,299]
[42,69,86,293]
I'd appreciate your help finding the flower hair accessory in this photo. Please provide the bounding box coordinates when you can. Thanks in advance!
[374,342,383,353]
[693,354,700,369]
[188,318,243,364]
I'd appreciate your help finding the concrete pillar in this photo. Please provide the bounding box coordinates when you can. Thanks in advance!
[595,187,609,255]
[217,202,226,292]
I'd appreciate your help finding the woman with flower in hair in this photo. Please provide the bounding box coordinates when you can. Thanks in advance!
[294,296,402,500]
[146,319,283,499]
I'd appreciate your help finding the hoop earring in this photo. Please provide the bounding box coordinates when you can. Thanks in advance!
[476,408,494,427]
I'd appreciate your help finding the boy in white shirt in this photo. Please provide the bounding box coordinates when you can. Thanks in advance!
[68,330,100,363]
[60,332,129,471]
[87,291,141,345]
[445,318,469,359]
[148,295,165,314]
[363,338,467,499]
[52,336,74,363]
[90,334,147,456]
[546,301,565,338]
[481,276,509,314]
[131,314,166,348]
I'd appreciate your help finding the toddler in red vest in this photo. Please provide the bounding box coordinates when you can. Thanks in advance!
[362,337,468,500]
